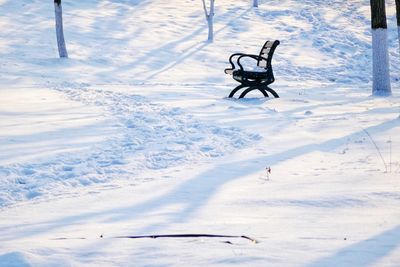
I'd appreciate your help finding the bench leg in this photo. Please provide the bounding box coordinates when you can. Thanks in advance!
[228,84,247,98]
[238,86,272,98]
[257,88,270,97]
[232,84,279,99]
[238,87,268,98]
[264,86,279,98]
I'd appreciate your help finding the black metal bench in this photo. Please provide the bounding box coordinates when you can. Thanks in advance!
[224,40,280,99]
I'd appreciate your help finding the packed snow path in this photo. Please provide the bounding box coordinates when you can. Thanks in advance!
[0,84,260,206]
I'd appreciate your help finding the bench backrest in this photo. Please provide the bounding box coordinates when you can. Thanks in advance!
[257,40,280,69]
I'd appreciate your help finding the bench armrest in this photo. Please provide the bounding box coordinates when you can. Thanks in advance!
[236,54,269,72]
[225,53,269,74]
[225,53,247,74]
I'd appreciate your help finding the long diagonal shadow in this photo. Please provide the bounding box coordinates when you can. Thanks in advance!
[0,118,398,240]
[107,118,399,226]
[144,7,253,81]
[304,225,400,267]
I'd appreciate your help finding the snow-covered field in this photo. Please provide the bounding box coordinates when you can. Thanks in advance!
[1,0,400,266]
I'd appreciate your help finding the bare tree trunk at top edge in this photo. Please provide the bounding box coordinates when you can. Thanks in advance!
[54,0,68,58]
[370,0,391,96]
[253,0,258,8]
[202,0,215,42]
[396,0,400,52]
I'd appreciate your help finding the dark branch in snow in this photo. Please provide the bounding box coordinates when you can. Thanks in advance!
[51,234,259,243]
[114,234,259,243]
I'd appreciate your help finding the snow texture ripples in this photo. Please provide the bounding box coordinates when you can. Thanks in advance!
[0,84,261,207]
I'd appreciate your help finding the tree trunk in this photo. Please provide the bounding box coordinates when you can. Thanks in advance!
[207,15,214,41]
[54,0,68,58]
[253,0,258,8]
[370,0,391,96]
[396,0,400,52]
[202,0,214,42]
[208,0,214,41]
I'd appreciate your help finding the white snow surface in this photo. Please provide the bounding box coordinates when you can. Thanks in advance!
[1,0,400,266]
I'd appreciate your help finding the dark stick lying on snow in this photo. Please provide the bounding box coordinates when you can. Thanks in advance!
[52,234,258,243]
[113,234,258,243]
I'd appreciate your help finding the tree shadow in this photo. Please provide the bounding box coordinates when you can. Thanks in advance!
[304,225,400,267]
[96,6,254,83]
[1,117,398,241]
[143,6,253,81]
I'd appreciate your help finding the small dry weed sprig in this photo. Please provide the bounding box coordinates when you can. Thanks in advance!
[362,127,388,173]
[259,166,271,182]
